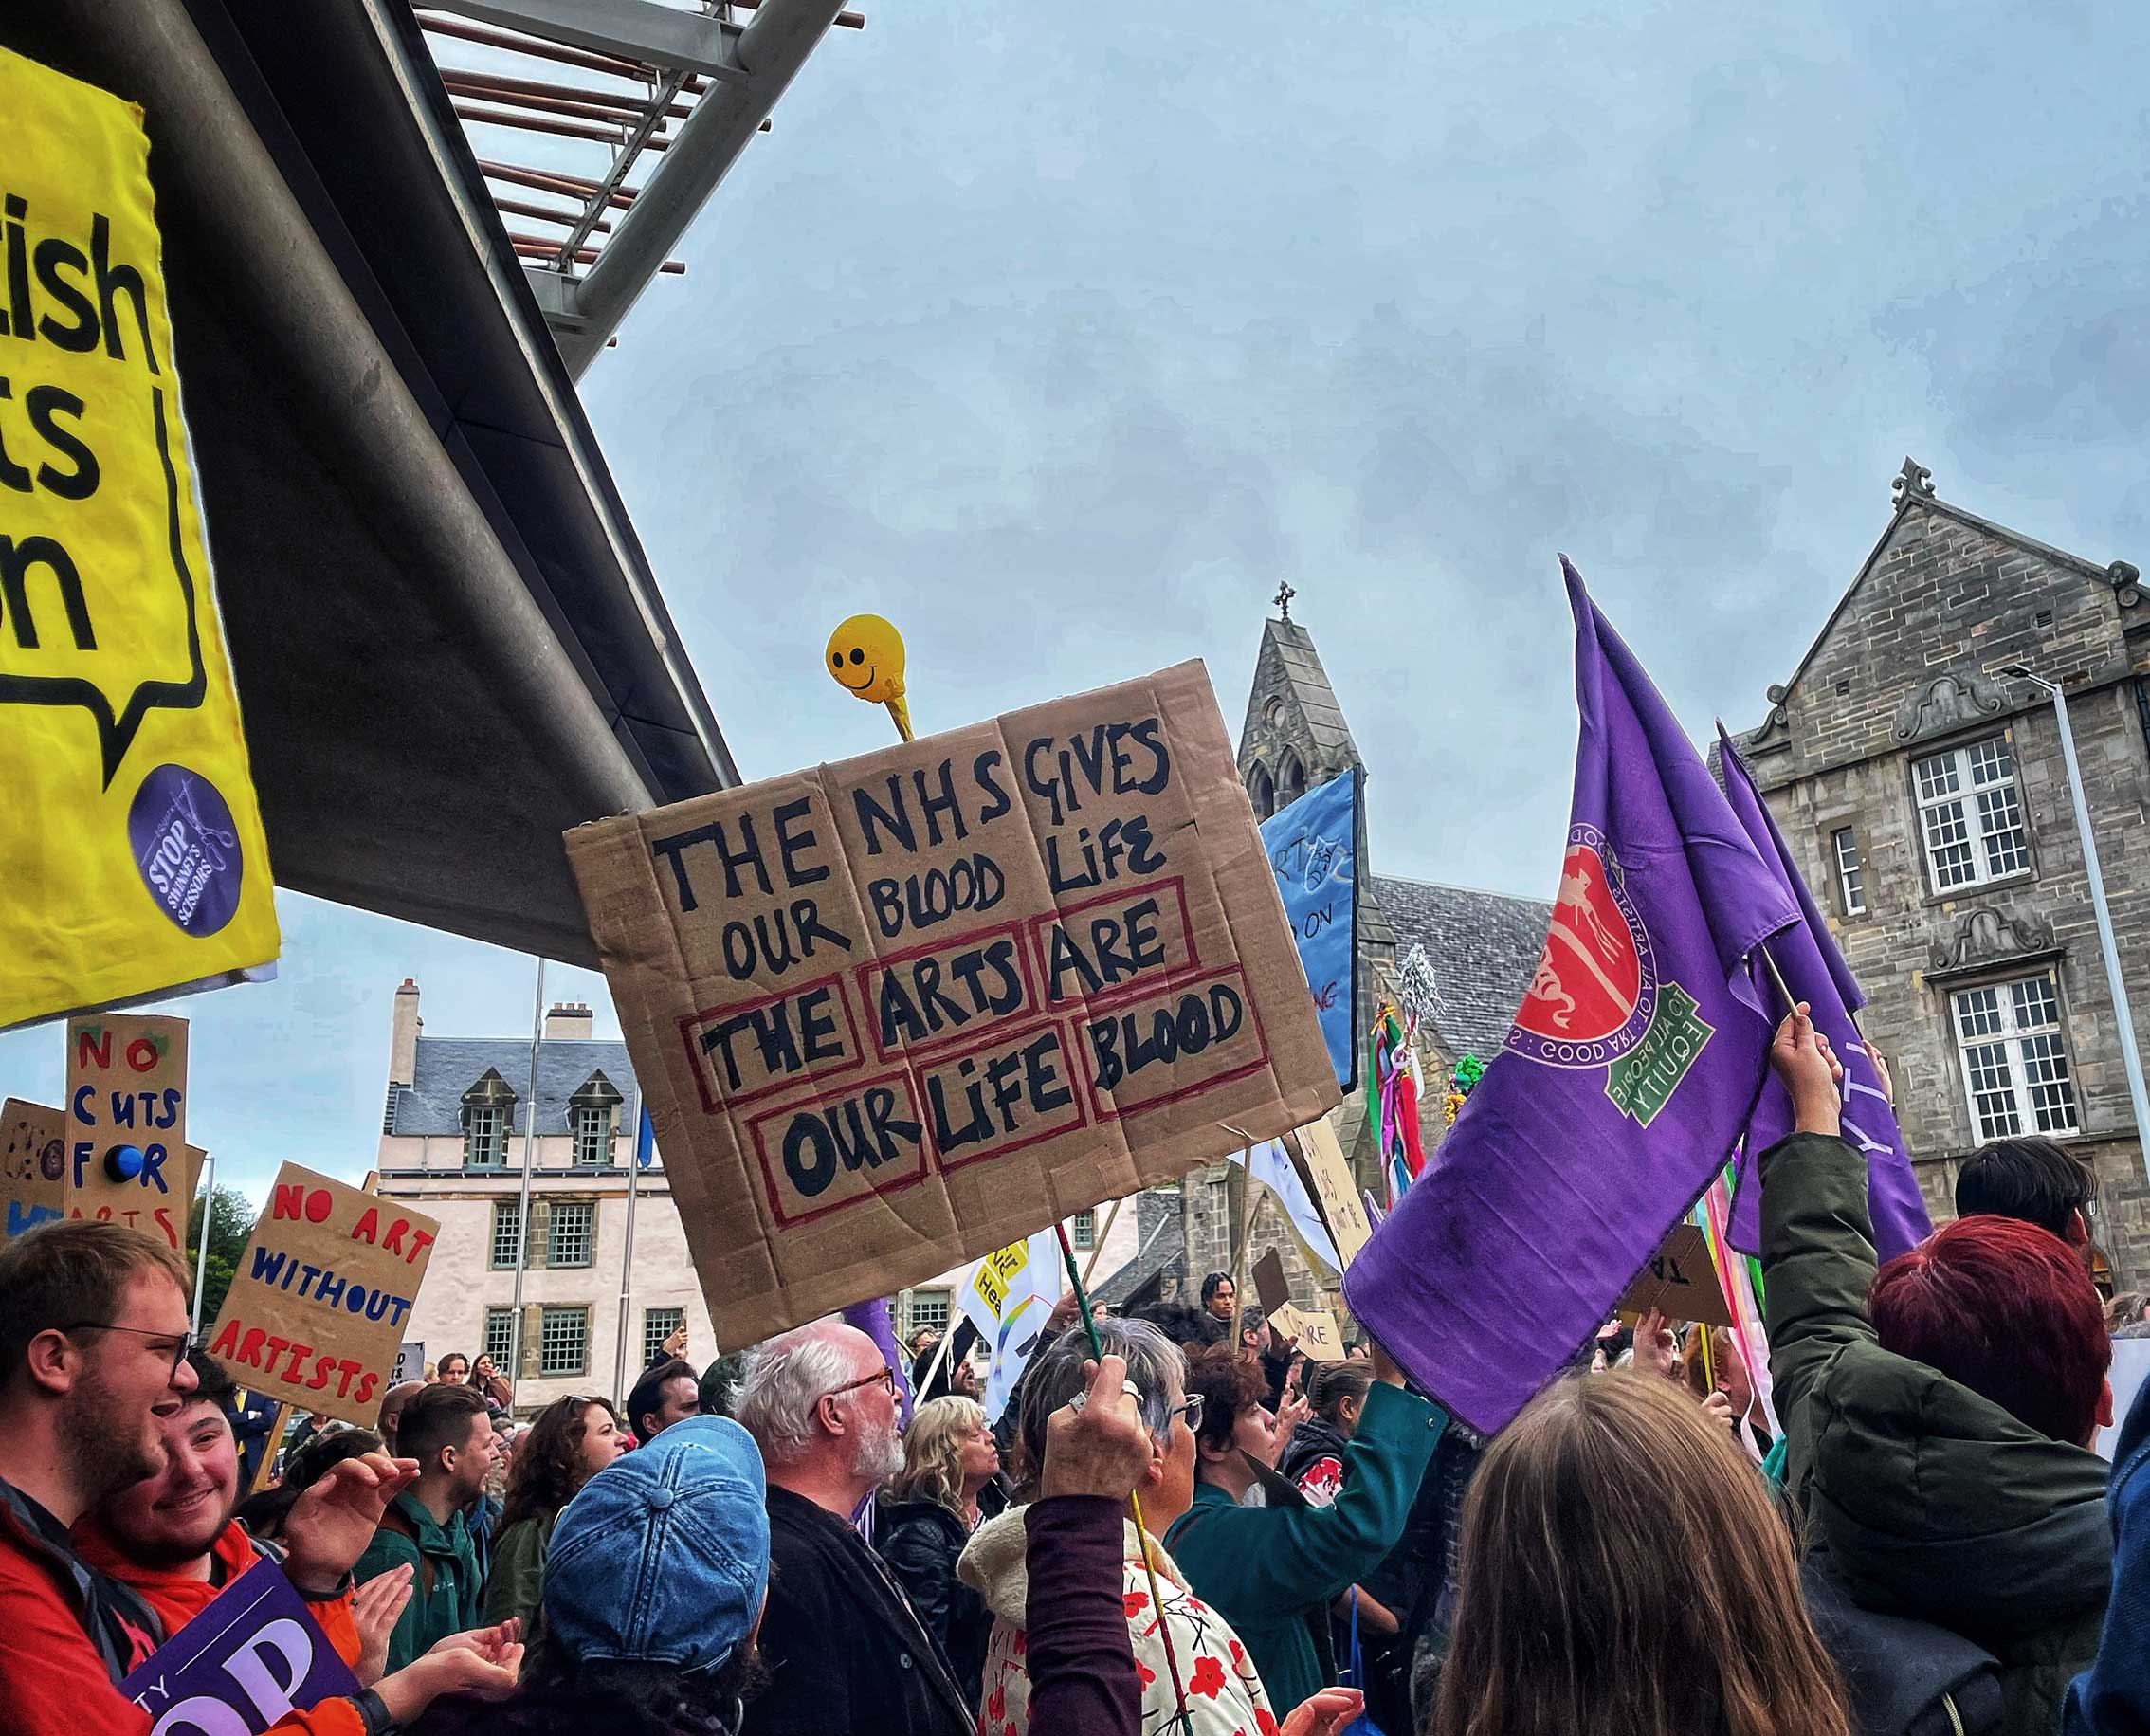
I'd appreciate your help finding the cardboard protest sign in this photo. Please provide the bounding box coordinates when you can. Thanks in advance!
[568,661,1339,1344]
[1260,769,1359,1087]
[1615,1223,1734,1328]
[64,1013,200,1250]
[1287,1117,1371,1268]
[1250,1250,1342,1361]
[0,46,280,1032]
[208,1164,439,1426]
[2,1099,65,1241]
[119,1557,359,1734]
[392,1341,425,1385]
[1273,1302,1345,1361]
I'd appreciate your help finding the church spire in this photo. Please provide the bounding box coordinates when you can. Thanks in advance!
[1236,603,1359,820]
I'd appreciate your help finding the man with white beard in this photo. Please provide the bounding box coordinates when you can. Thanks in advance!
[736,1320,972,1736]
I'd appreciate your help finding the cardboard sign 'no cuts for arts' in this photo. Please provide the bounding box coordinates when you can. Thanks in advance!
[567,662,1339,1344]
[207,1164,438,1427]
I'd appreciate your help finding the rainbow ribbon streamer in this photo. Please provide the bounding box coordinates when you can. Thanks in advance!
[1687,1160,1778,1456]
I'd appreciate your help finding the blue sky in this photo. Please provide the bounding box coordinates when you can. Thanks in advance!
[7,0,2142,1203]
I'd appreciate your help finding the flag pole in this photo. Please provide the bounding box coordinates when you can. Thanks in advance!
[1077,1196,1126,1288]
[612,1090,645,1409]
[1758,943,1797,1016]
[913,1306,960,1399]
[1052,1220,1189,1727]
[506,958,545,1408]
[189,1148,215,1335]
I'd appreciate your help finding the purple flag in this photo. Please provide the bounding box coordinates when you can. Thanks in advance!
[120,1557,359,1731]
[1717,729,1930,1261]
[843,1295,913,1426]
[1342,561,1798,1435]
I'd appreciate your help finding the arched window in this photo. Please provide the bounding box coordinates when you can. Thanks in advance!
[1277,752,1307,808]
[1247,762,1275,819]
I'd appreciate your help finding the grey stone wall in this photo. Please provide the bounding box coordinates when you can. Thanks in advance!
[1745,488,2150,1283]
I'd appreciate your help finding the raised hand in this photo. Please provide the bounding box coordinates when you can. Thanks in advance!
[1282,1688,1368,1736]
[351,1563,412,1685]
[1769,1006,1842,1136]
[1632,1308,1677,1381]
[1040,1354,1155,1501]
[283,1452,420,1590]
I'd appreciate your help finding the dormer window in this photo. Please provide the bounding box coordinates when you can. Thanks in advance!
[568,1070,625,1167]
[1248,762,1275,819]
[461,1069,517,1168]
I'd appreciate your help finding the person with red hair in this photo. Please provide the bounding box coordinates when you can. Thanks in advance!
[1761,1007,2112,1735]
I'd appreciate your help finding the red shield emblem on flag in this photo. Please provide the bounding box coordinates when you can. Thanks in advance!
[1508,825,1658,1069]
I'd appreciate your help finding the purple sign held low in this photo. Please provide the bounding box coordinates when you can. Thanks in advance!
[119,1558,359,1734]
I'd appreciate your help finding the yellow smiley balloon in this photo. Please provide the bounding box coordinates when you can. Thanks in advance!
[825,613,911,740]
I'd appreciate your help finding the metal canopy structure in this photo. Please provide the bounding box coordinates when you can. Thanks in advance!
[414,0,863,375]
[6,0,764,965]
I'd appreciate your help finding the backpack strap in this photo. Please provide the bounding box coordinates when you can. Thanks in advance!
[375,1503,436,1599]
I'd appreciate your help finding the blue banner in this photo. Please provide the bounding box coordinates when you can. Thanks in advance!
[1261,768,1359,1088]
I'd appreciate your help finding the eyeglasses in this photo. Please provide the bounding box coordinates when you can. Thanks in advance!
[828,1365,899,1400]
[1168,1392,1205,1430]
[64,1322,198,1380]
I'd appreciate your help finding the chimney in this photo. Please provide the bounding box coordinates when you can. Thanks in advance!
[389,978,420,1087]
[545,1000,594,1042]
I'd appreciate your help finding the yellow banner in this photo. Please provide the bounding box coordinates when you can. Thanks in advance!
[0,46,279,1028]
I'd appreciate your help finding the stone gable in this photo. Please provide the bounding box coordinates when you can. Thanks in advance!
[1735,465,2150,1285]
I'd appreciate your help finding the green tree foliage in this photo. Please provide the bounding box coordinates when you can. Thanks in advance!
[184,1185,255,1325]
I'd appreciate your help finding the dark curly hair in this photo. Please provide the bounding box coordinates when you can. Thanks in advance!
[1183,1343,1267,1456]
[409,1646,767,1736]
[497,1396,620,1537]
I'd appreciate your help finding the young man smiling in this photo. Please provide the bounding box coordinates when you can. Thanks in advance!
[0,1221,518,1736]
[77,1353,520,1732]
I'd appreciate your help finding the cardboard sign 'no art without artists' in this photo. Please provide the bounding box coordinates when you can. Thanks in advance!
[567,661,1339,1344]
[209,1164,439,1427]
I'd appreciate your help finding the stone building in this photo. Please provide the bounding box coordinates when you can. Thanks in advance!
[373,978,1133,1405]
[373,980,711,1414]
[1179,607,1553,1304]
[1727,460,2150,1285]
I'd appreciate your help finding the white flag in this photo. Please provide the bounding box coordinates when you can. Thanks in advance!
[957,1228,1063,1416]
[1232,1140,1343,1277]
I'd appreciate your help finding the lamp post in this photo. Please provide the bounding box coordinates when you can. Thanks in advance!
[2000,665,2150,1181]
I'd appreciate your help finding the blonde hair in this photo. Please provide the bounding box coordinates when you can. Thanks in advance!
[887,1396,987,1518]
[1433,1372,1851,1736]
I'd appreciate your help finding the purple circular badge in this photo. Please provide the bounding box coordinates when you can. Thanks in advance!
[127,764,244,937]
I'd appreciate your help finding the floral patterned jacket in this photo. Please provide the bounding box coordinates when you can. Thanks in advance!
[957,1504,1278,1736]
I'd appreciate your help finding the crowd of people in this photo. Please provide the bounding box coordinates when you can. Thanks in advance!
[4,1007,2149,1734]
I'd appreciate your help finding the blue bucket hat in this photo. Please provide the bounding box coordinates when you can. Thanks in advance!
[542,1415,770,1672]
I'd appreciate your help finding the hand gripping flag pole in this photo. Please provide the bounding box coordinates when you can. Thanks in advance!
[1052,1220,1191,1731]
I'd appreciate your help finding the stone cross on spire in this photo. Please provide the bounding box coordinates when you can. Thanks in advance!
[1273,580,1296,622]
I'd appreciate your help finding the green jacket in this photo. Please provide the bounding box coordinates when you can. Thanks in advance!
[1165,1381,1444,1711]
[1761,1130,2111,1734]
[483,1512,553,1632]
[355,1489,483,1673]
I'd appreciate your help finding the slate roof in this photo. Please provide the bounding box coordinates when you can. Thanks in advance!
[387,1038,643,1136]
[1093,1188,1188,1307]
[1370,874,1552,1060]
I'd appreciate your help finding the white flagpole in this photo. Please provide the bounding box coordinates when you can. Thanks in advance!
[613,1088,645,1408]
[506,959,545,1404]
[189,1148,215,1334]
